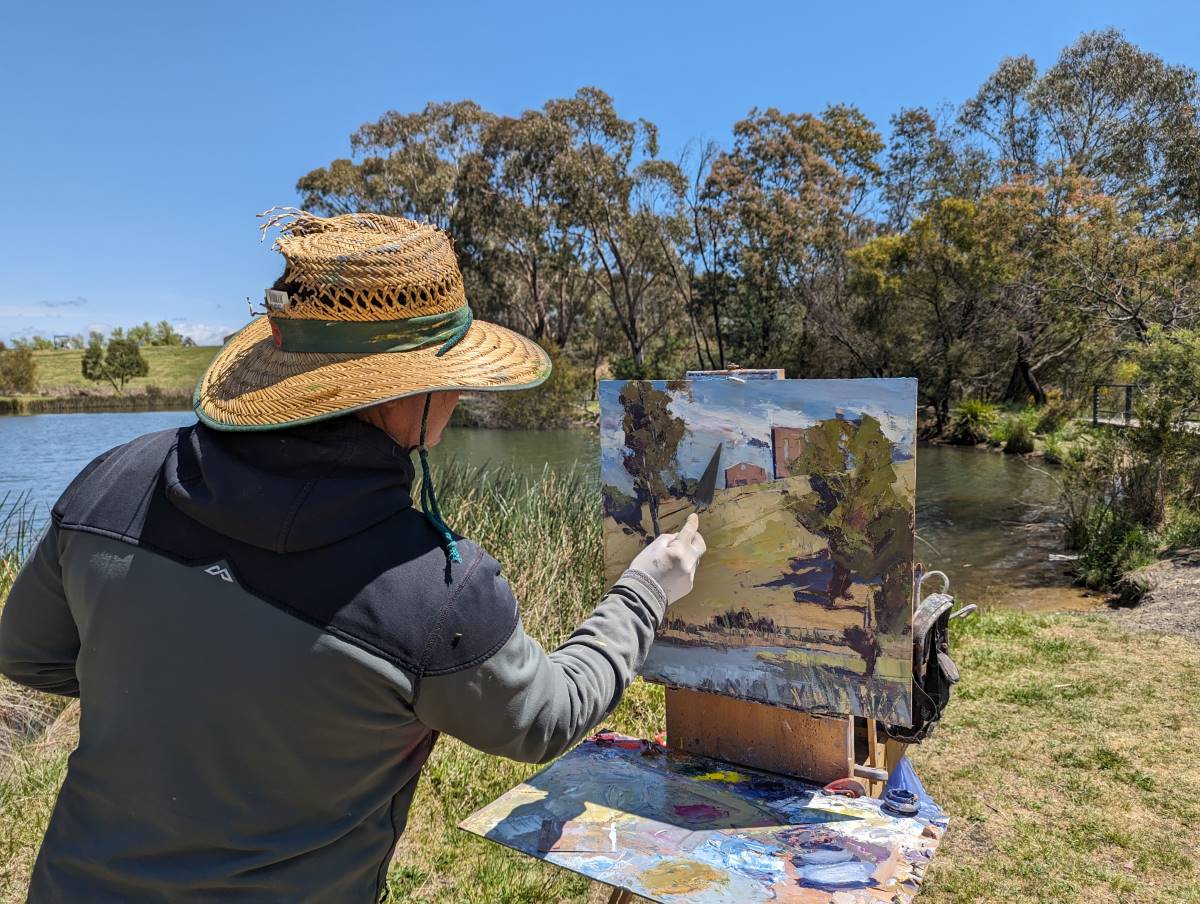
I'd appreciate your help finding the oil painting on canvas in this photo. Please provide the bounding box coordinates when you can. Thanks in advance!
[600,378,917,725]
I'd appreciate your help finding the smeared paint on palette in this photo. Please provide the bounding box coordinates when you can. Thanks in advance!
[600,378,917,724]
[460,733,946,903]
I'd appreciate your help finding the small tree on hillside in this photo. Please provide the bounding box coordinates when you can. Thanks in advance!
[82,335,149,394]
[0,347,36,393]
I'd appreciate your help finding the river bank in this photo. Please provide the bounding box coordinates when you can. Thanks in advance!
[0,390,192,415]
[1110,547,1200,641]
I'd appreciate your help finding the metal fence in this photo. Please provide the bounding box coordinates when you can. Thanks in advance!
[1092,383,1136,426]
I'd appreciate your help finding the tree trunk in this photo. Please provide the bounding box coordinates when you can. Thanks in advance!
[1001,333,1047,405]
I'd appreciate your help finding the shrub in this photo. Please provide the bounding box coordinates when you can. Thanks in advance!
[1162,506,1200,550]
[494,342,589,429]
[1003,418,1035,454]
[946,399,998,445]
[1034,398,1076,435]
[0,348,36,393]
[1070,509,1158,590]
[1042,434,1065,465]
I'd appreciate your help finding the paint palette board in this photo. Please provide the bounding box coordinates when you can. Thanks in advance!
[460,733,946,904]
[600,378,918,724]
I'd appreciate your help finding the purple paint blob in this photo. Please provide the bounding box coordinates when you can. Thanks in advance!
[672,803,729,822]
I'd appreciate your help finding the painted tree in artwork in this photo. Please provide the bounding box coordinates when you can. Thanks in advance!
[618,381,689,535]
[783,414,914,662]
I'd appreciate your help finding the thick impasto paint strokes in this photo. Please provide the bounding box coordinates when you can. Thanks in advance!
[600,378,918,724]
[461,734,946,904]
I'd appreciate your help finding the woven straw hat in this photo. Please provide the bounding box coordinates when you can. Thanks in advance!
[195,209,551,431]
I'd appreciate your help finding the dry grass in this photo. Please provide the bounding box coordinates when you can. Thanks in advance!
[0,465,1198,902]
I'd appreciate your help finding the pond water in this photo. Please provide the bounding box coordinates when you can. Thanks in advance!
[0,411,1094,610]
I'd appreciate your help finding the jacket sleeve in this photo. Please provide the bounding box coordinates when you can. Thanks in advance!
[413,565,668,764]
[0,521,81,697]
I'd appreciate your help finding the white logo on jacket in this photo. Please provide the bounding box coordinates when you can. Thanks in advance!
[205,564,234,583]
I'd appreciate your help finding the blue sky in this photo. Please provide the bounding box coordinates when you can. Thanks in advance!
[2,1,1197,344]
[599,378,915,495]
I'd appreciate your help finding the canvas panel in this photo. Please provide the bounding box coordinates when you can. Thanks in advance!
[600,378,917,725]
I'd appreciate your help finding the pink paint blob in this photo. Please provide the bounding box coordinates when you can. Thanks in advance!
[672,803,729,822]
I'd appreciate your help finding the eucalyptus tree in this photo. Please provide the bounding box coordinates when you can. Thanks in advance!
[707,104,883,374]
[961,29,1200,223]
[544,88,687,373]
[454,109,594,346]
[296,100,495,228]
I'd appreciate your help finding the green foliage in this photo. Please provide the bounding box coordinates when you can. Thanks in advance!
[294,31,1200,431]
[610,333,692,381]
[1034,397,1076,434]
[81,335,150,395]
[0,348,36,393]
[1070,509,1159,589]
[781,415,914,635]
[1062,328,1200,587]
[1161,506,1200,550]
[1041,433,1066,465]
[125,321,184,347]
[1003,418,1036,454]
[946,399,999,444]
[494,344,589,429]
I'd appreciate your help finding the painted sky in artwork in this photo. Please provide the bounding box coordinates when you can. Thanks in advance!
[598,378,916,497]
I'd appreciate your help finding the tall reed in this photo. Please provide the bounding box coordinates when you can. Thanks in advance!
[428,459,604,644]
[0,495,66,758]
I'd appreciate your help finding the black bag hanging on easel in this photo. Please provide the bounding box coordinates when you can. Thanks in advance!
[884,571,972,744]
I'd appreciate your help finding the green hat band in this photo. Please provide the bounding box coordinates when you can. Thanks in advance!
[269,305,473,357]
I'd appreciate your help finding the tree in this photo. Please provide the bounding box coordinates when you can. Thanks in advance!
[153,321,183,346]
[546,88,685,371]
[0,347,36,393]
[849,197,1014,431]
[454,109,594,346]
[617,381,689,535]
[298,100,495,228]
[962,30,1200,222]
[882,107,986,232]
[82,335,149,394]
[779,415,915,663]
[707,105,883,373]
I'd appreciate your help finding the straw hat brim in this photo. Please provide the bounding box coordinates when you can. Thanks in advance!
[195,316,551,431]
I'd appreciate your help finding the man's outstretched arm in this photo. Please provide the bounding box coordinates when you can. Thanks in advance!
[414,516,705,763]
[0,522,81,698]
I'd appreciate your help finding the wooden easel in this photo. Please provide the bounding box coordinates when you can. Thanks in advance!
[664,687,896,796]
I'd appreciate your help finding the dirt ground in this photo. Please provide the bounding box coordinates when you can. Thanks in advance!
[1108,547,1200,641]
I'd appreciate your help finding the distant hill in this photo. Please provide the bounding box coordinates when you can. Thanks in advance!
[30,346,219,394]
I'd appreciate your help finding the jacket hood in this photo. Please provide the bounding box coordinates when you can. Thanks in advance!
[163,418,416,554]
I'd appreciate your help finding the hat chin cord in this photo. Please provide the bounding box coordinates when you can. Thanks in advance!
[418,393,463,565]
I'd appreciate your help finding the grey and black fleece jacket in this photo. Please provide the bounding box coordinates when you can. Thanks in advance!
[0,418,667,903]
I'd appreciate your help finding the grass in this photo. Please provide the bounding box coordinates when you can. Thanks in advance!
[2,464,1199,902]
[29,346,219,395]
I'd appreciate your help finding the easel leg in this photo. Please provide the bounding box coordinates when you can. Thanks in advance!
[606,887,635,904]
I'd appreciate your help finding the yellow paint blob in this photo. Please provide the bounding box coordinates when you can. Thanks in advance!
[697,770,746,783]
[573,802,635,825]
[639,859,727,895]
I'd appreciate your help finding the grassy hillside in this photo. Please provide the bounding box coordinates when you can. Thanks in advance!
[29,346,219,394]
[1,467,1198,902]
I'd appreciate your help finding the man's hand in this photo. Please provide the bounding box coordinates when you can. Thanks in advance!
[628,513,708,605]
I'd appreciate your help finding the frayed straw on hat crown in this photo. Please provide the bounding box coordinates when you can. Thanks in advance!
[258,207,465,323]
